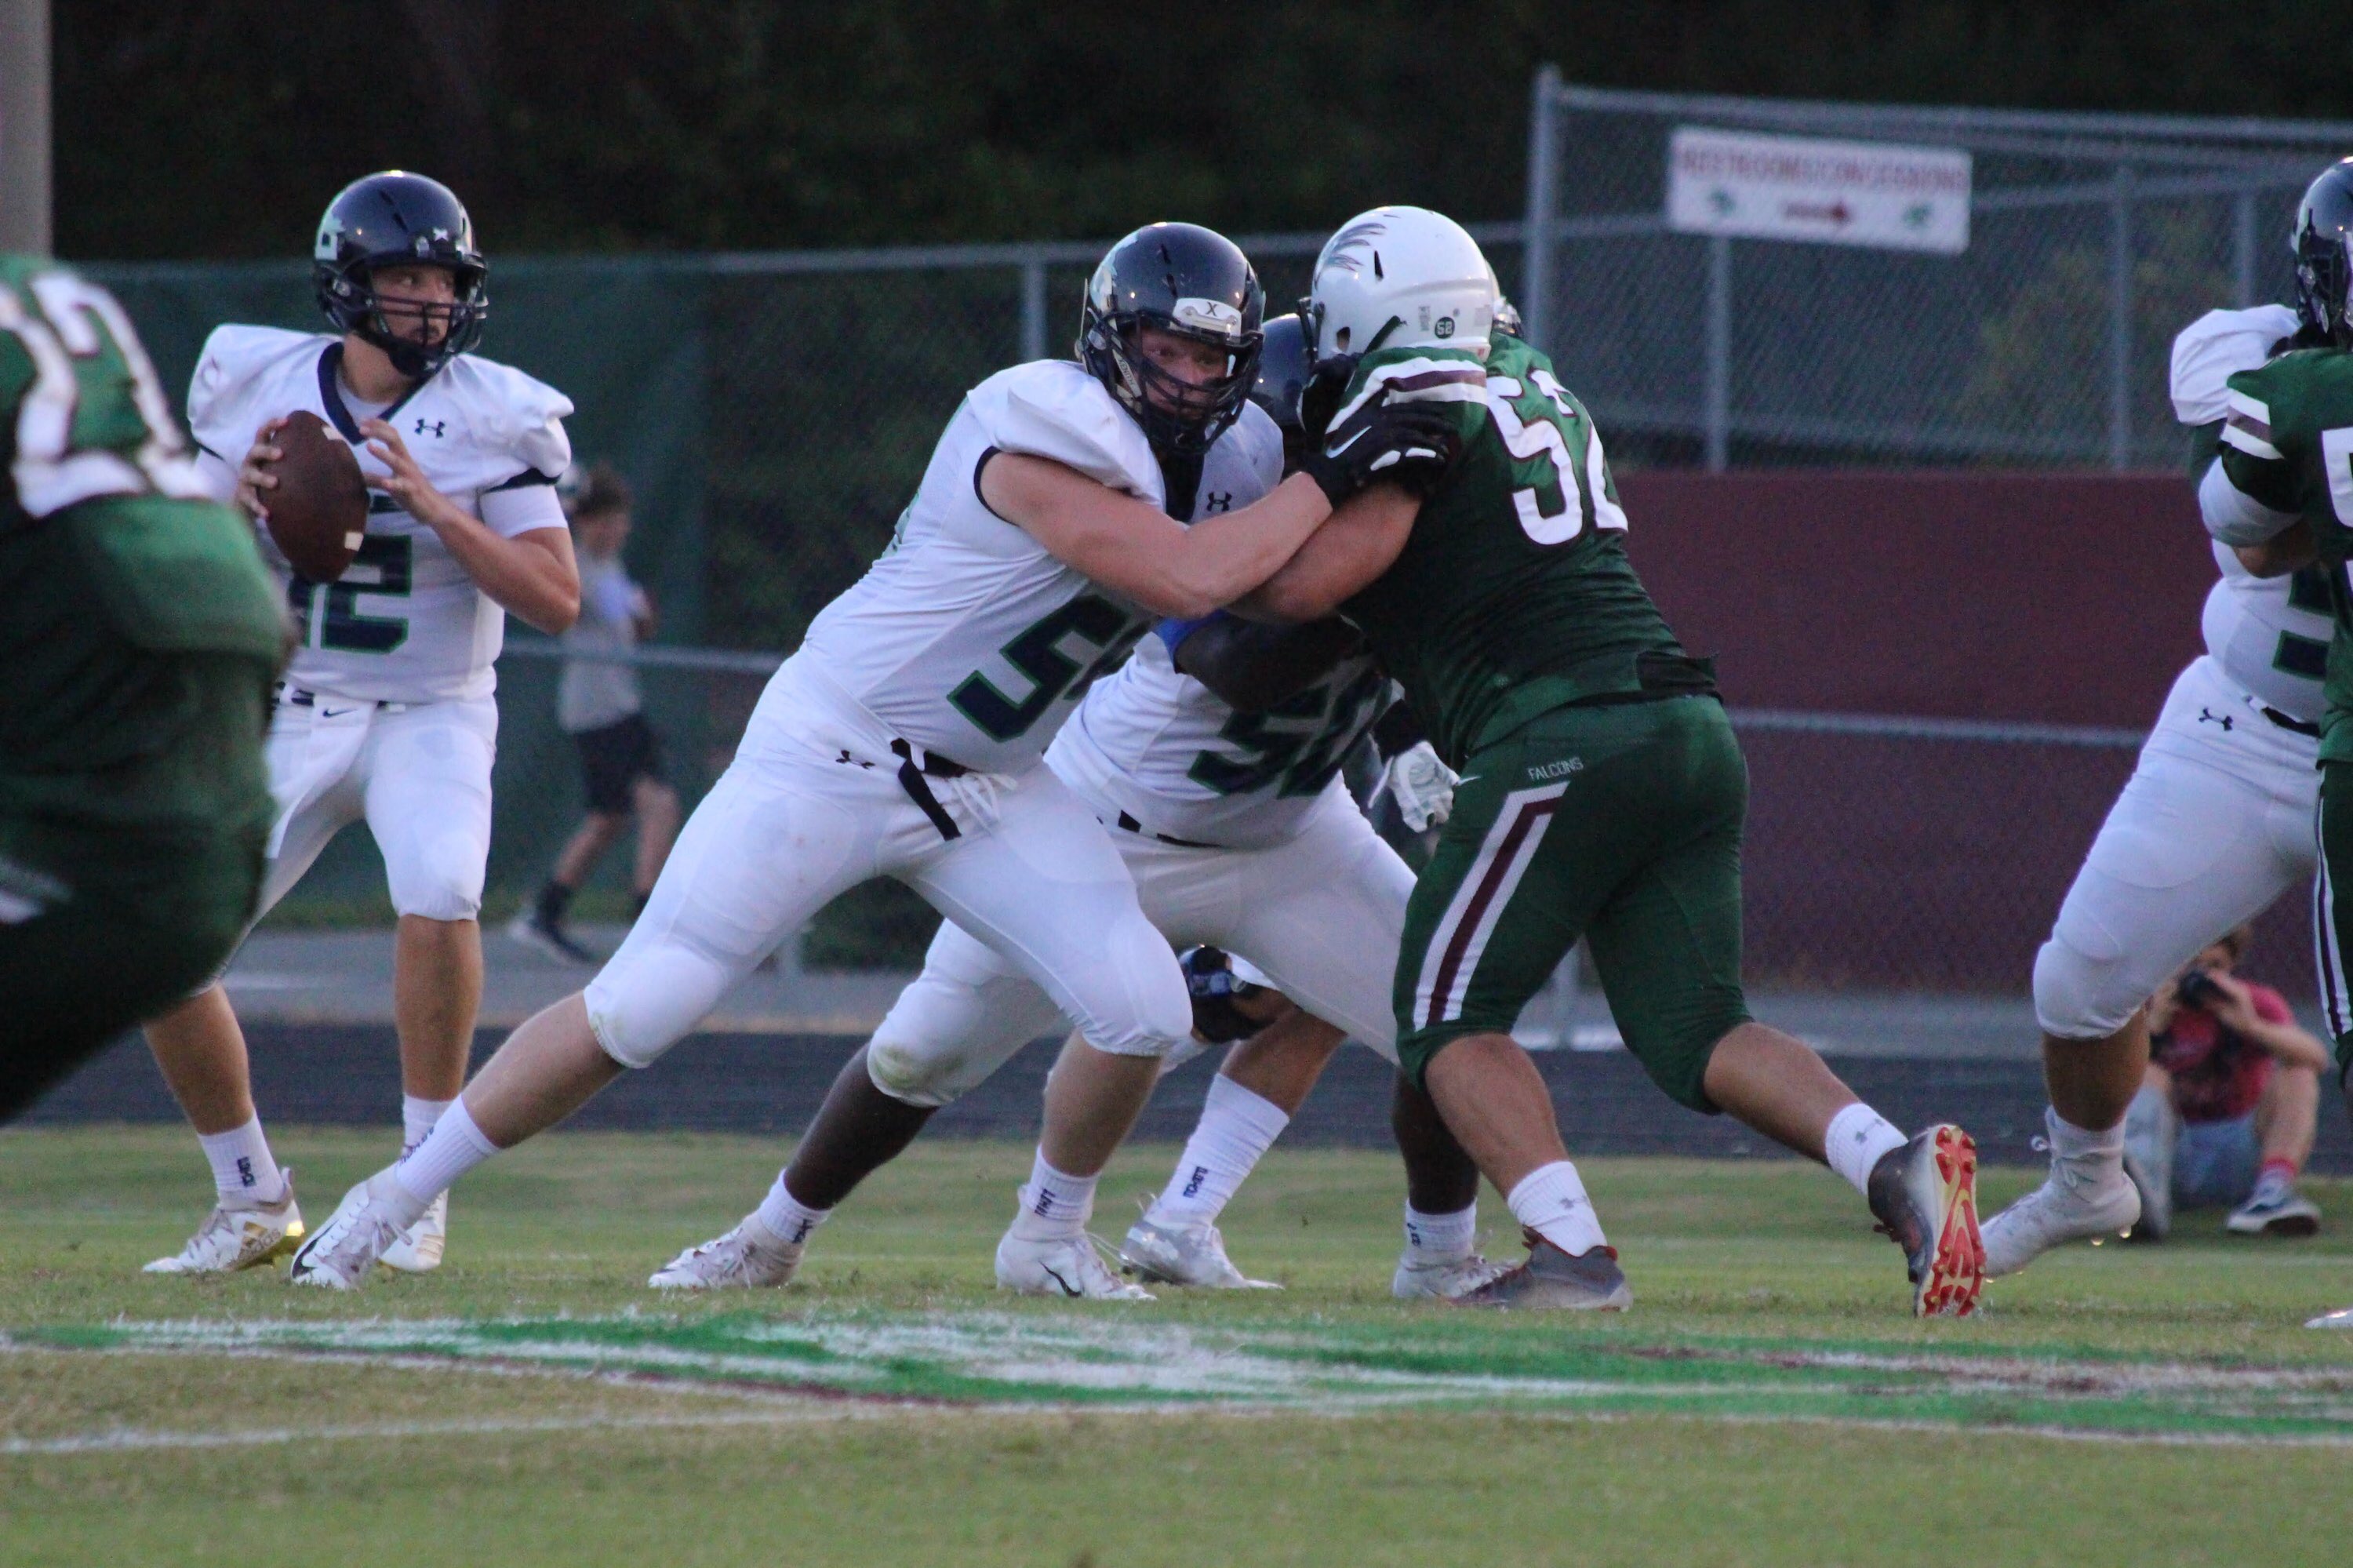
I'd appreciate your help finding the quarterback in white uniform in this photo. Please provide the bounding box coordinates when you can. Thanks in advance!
[649,312,1503,1299]
[142,173,580,1278]
[1980,288,2333,1279]
[286,223,1460,1293]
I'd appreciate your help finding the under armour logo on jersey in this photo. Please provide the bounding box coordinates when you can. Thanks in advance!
[414,417,446,438]
[2198,707,2235,731]
[834,749,876,771]
[1203,491,1234,514]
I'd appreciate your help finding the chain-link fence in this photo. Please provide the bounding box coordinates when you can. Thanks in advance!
[496,643,2257,1006]
[1522,75,2353,471]
[75,85,2344,994]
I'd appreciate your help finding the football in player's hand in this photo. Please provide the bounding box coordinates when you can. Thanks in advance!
[264,410,369,581]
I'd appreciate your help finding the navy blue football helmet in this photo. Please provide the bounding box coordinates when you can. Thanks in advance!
[313,171,488,379]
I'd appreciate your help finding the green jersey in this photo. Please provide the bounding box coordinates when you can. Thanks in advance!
[0,256,282,826]
[1334,333,1707,767]
[2219,347,2353,762]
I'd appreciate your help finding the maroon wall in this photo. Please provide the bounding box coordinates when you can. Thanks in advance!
[1617,472,2213,727]
[1608,472,2315,999]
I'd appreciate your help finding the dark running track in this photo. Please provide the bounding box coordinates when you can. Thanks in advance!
[28,1024,2351,1174]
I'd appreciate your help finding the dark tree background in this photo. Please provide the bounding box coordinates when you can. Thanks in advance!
[56,2,2353,260]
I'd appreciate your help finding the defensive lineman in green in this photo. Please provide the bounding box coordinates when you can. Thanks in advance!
[1248,208,1985,1315]
[0,256,282,1120]
[2196,157,2353,1331]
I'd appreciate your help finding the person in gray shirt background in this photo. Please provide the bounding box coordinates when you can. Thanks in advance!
[509,464,682,962]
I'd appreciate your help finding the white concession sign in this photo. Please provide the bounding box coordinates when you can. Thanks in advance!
[1666,127,1972,254]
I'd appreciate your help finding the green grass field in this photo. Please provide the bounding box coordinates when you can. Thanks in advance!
[4,1126,2351,1566]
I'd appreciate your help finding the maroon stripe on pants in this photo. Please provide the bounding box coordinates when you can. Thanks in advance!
[1424,795,1562,1028]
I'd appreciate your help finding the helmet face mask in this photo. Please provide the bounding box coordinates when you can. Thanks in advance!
[313,171,489,380]
[1078,223,1265,457]
[2292,158,2353,351]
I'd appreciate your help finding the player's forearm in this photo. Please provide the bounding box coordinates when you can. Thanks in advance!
[2200,457,2301,548]
[1240,484,1420,624]
[434,517,580,633]
[1173,616,1362,711]
[1145,475,1333,619]
[2232,520,2316,578]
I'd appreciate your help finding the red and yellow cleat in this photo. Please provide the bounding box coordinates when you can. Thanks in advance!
[1868,1124,1985,1319]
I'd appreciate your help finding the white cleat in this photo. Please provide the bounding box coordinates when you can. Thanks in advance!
[649,1217,806,1290]
[1392,1252,1515,1300]
[995,1231,1155,1300]
[1118,1217,1279,1289]
[2308,1305,2353,1330]
[143,1174,304,1275]
[1979,1111,2141,1279]
[285,1170,410,1290]
[378,1191,449,1274]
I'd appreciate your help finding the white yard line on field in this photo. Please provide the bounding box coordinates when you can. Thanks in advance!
[0,1407,868,1456]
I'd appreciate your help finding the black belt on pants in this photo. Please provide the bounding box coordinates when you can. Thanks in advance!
[890,739,969,840]
[274,681,406,715]
[2261,705,2322,738]
[1113,811,1220,850]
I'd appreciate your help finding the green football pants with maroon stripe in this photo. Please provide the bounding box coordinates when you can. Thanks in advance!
[1392,694,1752,1111]
[2310,761,2353,1086]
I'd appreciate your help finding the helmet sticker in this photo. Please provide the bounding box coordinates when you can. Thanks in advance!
[1172,297,1245,339]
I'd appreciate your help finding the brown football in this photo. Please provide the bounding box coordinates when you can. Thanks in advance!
[264,409,369,582]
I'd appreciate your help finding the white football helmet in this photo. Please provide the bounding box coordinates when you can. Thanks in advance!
[1307,206,1497,362]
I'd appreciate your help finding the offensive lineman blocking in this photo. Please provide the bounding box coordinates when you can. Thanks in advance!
[285,224,1458,1290]
[2180,159,2353,1330]
[1982,158,2353,1285]
[141,173,581,1278]
[646,313,1499,1300]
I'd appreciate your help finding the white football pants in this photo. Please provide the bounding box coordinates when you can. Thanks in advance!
[584,724,1192,1069]
[256,689,499,923]
[865,777,1416,1108]
[2034,656,2318,1039]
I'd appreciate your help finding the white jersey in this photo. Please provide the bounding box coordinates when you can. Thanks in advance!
[2169,305,2333,724]
[752,360,1284,776]
[187,326,573,703]
[1049,631,1392,849]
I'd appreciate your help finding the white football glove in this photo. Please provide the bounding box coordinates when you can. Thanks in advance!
[1384,740,1457,834]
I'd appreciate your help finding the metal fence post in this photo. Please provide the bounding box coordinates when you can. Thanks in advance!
[1020,256,1049,363]
[2233,188,2260,308]
[2108,166,2135,471]
[1521,64,1562,355]
[1705,235,1732,471]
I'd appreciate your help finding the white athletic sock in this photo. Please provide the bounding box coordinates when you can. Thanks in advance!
[2048,1108,2124,1163]
[1009,1150,1097,1242]
[1507,1161,1608,1257]
[198,1118,285,1206]
[1823,1103,1909,1197]
[1144,1075,1290,1228]
[752,1171,831,1246]
[1402,1202,1477,1264]
[401,1095,453,1154]
[392,1096,496,1213]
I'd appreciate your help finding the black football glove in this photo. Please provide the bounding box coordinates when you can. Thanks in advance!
[1300,392,1463,508]
[1297,352,1359,447]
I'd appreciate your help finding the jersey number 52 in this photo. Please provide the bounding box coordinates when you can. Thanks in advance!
[1483,369,1627,547]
